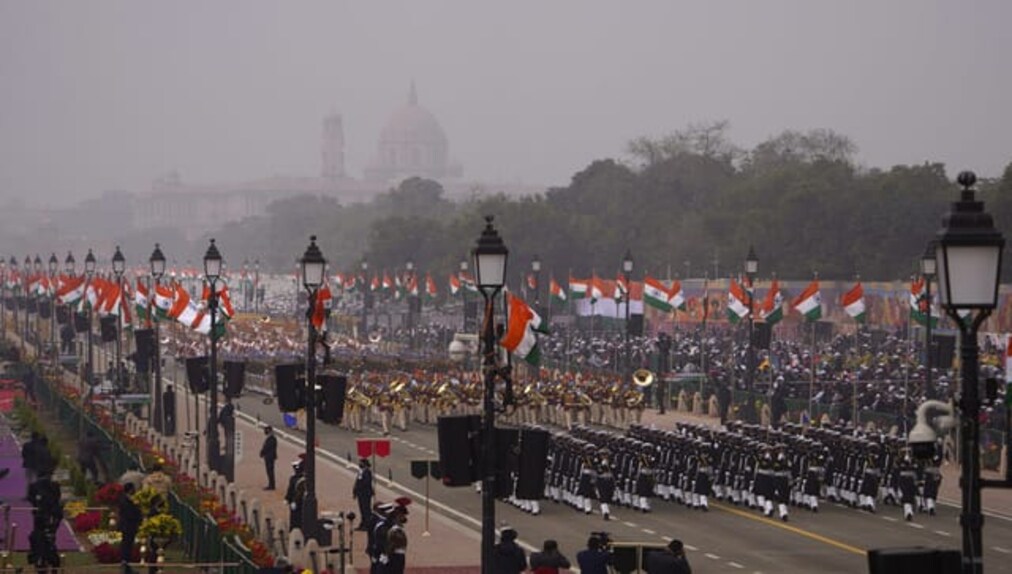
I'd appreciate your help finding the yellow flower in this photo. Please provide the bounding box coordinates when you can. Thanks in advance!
[65,500,88,518]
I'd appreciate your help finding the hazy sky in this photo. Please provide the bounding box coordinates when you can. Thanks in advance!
[2,1,1011,206]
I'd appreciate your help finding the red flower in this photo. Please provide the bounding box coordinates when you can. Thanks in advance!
[73,511,102,533]
[95,482,124,505]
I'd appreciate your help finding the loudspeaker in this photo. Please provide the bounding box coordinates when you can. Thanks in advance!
[38,300,52,319]
[133,329,155,373]
[515,428,549,499]
[224,361,245,398]
[74,312,89,332]
[26,297,37,314]
[99,316,118,342]
[627,314,644,337]
[56,305,70,325]
[752,321,772,349]
[185,356,210,394]
[464,300,478,322]
[318,373,347,424]
[3,298,13,311]
[931,334,957,370]
[867,547,960,574]
[494,428,519,497]
[437,415,481,487]
[275,363,306,412]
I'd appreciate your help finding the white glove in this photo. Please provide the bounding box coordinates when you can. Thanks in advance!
[290,503,297,510]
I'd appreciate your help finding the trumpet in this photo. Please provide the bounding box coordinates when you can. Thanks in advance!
[632,369,654,387]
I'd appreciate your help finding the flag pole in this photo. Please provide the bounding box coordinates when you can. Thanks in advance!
[809,272,818,423]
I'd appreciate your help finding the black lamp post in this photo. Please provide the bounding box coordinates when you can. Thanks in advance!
[360,257,370,339]
[84,250,95,387]
[0,257,6,338]
[23,256,31,354]
[254,259,261,315]
[473,216,508,574]
[744,246,759,423]
[111,247,125,424]
[920,243,936,402]
[460,259,471,332]
[243,259,250,313]
[406,258,417,348]
[932,171,1006,574]
[300,235,326,541]
[33,255,42,356]
[48,253,57,363]
[64,252,76,372]
[150,244,166,433]
[203,239,222,472]
[622,250,634,380]
[531,254,542,314]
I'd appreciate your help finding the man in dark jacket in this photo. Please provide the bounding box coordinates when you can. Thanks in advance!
[77,431,103,484]
[353,458,374,530]
[576,534,612,574]
[528,539,571,573]
[259,426,278,490]
[645,539,692,574]
[491,528,526,574]
[118,482,142,571]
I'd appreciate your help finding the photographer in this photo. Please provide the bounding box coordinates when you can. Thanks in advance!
[28,467,63,573]
[576,533,612,574]
[492,527,526,574]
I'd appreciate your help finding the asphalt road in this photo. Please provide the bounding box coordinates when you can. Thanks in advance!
[226,392,1012,574]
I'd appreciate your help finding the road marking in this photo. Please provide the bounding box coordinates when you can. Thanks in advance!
[714,502,865,556]
[684,544,699,551]
[882,516,898,522]
[705,553,721,560]
[934,530,950,537]
[623,521,637,527]
[908,523,925,529]
[642,528,656,535]
[993,546,1011,554]
[728,562,745,569]
[661,536,673,542]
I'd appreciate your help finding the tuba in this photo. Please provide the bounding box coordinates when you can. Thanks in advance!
[368,331,383,344]
[632,369,654,387]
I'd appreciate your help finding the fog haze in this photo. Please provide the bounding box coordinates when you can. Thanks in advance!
[2,0,1011,206]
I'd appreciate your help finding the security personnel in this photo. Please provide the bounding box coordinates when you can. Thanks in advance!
[353,458,375,530]
[284,456,306,532]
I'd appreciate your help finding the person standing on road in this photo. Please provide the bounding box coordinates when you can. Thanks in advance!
[491,527,526,574]
[645,538,692,574]
[528,539,571,574]
[259,426,278,490]
[353,458,374,530]
[118,482,142,571]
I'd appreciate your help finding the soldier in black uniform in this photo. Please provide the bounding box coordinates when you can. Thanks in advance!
[595,451,615,521]
[896,449,918,521]
[353,458,375,529]
[28,468,63,573]
[285,456,306,532]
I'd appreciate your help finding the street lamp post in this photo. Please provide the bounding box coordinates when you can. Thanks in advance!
[531,254,542,313]
[745,246,759,423]
[64,252,76,360]
[473,216,509,574]
[460,259,471,332]
[203,239,223,473]
[9,257,19,356]
[300,235,326,541]
[920,245,936,401]
[406,258,416,349]
[931,171,1006,574]
[150,244,166,433]
[84,251,95,388]
[48,254,58,368]
[360,258,370,339]
[243,259,249,313]
[254,259,261,315]
[622,250,634,381]
[111,247,126,425]
[33,255,42,357]
[1,257,6,339]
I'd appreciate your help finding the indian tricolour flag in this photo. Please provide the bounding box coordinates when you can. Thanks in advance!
[793,280,822,321]
[154,282,175,318]
[669,280,686,311]
[726,278,750,323]
[643,275,673,312]
[910,277,938,327]
[589,275,606,304]
[550,278,567,303]
[500,292,548,365]
[761,279,784,325]
[448,273,461,296]
[56,275,86,306]
[569,276,588,300]
[841,282,866,323]
[134,279,150,323]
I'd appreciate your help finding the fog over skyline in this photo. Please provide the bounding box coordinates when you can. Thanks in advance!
[2,1,1010,207]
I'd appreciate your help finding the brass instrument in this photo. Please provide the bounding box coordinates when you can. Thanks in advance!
[348,385,372,408]
[625,389,644,408]
[632,369,654,387]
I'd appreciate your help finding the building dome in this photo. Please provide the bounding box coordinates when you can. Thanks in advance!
[365,82,461,183]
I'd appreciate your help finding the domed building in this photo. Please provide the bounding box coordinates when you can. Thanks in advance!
[364,82,462,183]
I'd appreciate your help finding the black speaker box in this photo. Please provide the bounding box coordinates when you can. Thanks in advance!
[185,356,210,394]
[867,547,960,574]
[627,313,644,337]
[224,361,246,398]
[931,333,956,370]
[494,427,519,498]
[74,312,90,332]
[17,297,26,310]
[99,316,118,342]
[56,305,70,325]
[26,297,37,314]
[437,415,481,487]
[515,428,549,499]
[752,321,772,349]
[274,363,306,412]
[133,329,155,373]
[38,300,51,319]
[318,373,347,424]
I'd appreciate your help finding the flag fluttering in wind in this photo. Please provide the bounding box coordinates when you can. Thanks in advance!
[726,278,750,323]
[550,278,567,303]
[841,282,866,323]
[761,279,784,325]
[643,275,673,313]
[499,292,549,365]
[793,280,822,321]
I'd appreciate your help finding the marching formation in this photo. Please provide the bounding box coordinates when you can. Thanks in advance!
[538,420,944,524]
